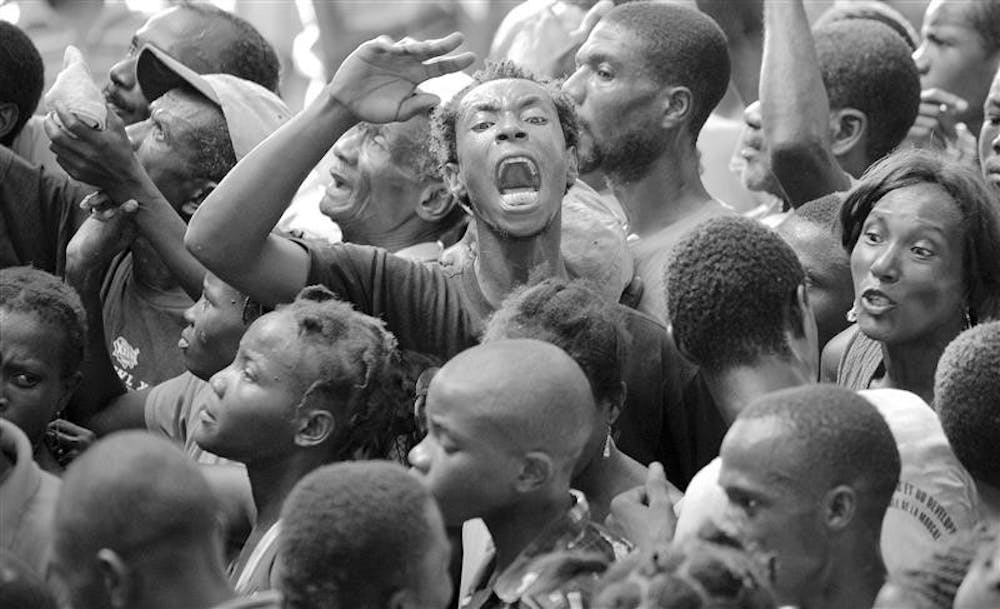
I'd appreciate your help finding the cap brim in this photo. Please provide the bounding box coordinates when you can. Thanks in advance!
[136,44,220,106]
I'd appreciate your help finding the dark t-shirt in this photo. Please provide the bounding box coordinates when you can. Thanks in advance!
[0,145,90,272]
[101,252,191,391]
[303,241,709,483]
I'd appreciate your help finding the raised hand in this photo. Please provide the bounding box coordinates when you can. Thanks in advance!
[608,462,679,550]
[327,32,476,124]
[43,103,146,198]
[905,88,970,150]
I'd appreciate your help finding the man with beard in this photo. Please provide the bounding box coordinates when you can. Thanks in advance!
[562,1,734,323]
[187,36,698,478]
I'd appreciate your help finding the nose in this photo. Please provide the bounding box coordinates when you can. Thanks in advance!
[743,101,762,129]
[562,66,585,104]
[911,42,929,76]
[408,438,431,473]
[495,115,527,143]
[332,126,362,164]
[108,56,137,90]
[869,244,900,283]
[183,299,199,324]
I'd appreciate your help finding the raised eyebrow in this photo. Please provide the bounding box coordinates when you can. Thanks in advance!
[468,101,502,114]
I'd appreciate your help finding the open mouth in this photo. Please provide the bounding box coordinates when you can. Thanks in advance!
[860,288,895,314]
[496,156,541,207]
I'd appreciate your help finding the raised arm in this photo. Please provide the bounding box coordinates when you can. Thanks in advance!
[761,0,851,205]
[185,33,475,307]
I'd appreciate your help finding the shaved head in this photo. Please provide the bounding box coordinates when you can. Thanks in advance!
[52,432,218,575]
[433,339,595,465]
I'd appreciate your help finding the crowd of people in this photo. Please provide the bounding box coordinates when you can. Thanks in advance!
[2,0,1000,608]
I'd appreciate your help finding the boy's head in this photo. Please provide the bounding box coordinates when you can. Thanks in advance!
[430,61,578,240]
[934,321,1000,491]
[484,278,629,473]
[49,431,223,609]
[0,21,43,147]
[914,0,1000,129]
[666,216,817,377]
[776,195,854,350]
[812,20,921,168]
[179,271,268,381]
[193,286,404,465]
[718,385,900,606]
[408,339,595,526]
[0,267,85,445]
[279,461,452,609]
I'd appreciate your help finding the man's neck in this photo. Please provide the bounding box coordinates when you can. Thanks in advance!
[799,545,884,609]
[341,216,441,254]
[609,147,715,237]
[484,494,573,574]
[704,357,812,425]
[138,547,235,609]
[245,450,327,528]
[473,215,567,310]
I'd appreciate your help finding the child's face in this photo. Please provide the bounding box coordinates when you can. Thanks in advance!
[407,372,523,526]
[0,308,79,445]
[193,310,313,463]
[179,272,246,381]
[955,536,1000,609]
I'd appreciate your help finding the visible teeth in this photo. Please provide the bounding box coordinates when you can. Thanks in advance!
[497,156,540,193]
[865,293,890,306]
[501,191,539,207]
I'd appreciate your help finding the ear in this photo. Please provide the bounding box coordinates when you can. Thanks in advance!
[823,485,857,531]
[515,451,555,493]
[442,162,469,211]
[828,108,867,158]
[661,86,693,129]
[415,182,457,223]
[565,145,579,190]
[294,406,336,448]
[96,548,132,609]
[179,180,217,219]
[0,102,20,141]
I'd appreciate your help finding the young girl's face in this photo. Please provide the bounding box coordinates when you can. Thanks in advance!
[955,535,1000,609]
[193,310,317,463]
[0,308,79,445]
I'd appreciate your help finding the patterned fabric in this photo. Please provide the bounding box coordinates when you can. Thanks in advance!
[463,492,633,609]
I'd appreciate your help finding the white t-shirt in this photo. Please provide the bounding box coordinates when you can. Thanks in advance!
[675,388,980,577]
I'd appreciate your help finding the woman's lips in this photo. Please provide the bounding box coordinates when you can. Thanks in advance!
[860,288,896,315]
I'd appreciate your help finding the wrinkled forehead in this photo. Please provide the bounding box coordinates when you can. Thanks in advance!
[457,79,559,122]
[149,88,221,129]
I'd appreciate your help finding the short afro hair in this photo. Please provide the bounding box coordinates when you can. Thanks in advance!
[934,321,1000,488]
[813,20,920,164]
[593,540,775,609]
[174,1,281,92]
[739,385,901,521]
[173,87,237,185]
[280,286,410,461]
[430,60,578,176]
[278,461,442,609]
[789,193,844,236]
[666,216,806,372]
[0,21,43,147]
[814,1,920,50]
[966,0,1000,53]
[601,1,731,137]
[840,148,1000,322]
[0,266,86,374]
[484,277,630,409]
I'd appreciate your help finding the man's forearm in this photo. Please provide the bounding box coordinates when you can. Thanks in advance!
[762,0,847,203]
[185,93,357,276]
